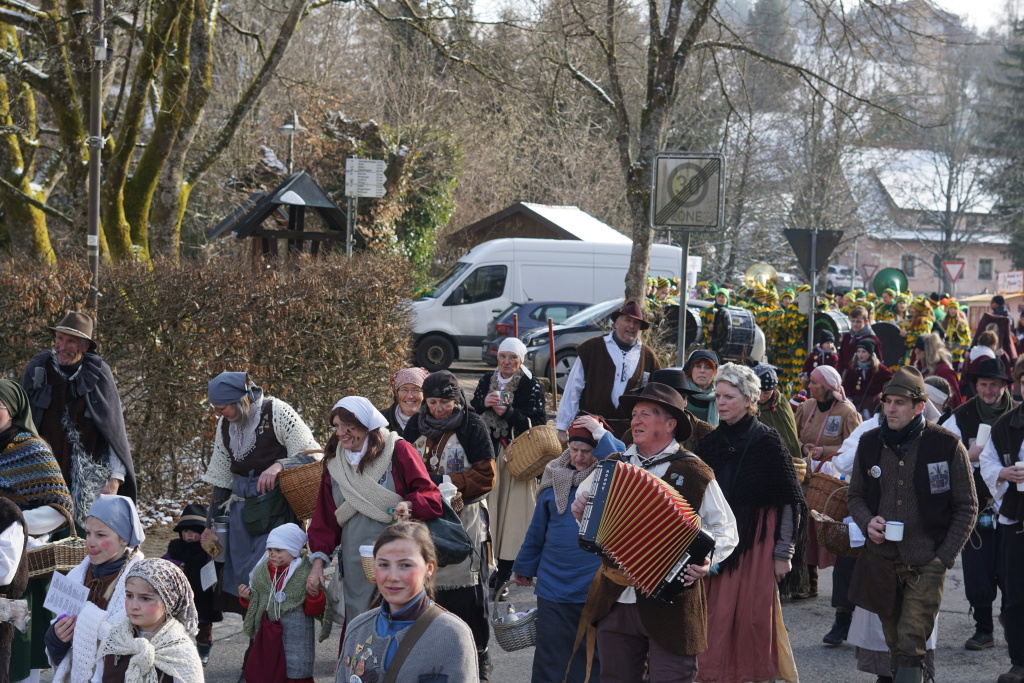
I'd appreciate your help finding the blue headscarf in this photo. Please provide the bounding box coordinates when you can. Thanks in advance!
[207,371,254,405]
[87,494,146,546]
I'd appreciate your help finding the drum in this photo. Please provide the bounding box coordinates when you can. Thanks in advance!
[658,304,704,349]
[814,310,851,343]
[874,321,905,367]
[712,307,756,361]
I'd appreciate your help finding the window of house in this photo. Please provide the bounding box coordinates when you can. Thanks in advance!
[979,258,993,281]
[901,255,916,278]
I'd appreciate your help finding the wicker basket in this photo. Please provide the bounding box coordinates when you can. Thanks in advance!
[811,509,861,558]
[26,507,86,579]
[806,470,848,519]
[491,580,539,652]
[505,423,562,482]
[278,455,324,521]
[361,555,376,583]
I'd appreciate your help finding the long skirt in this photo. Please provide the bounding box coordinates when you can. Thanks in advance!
[697,510,798,683]
[491,445,537,562]
[220,475,275,614]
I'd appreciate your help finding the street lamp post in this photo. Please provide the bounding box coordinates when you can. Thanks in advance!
[276,111,306,174]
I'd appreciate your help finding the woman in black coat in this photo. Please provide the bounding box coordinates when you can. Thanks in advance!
[470,338,546,593]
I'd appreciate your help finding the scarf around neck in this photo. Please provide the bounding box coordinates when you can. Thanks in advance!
[683,377,719,425]
[977,390,1017,425]
[879,413,925,447]
[538,450,598,514]
[326,429,403,526]
[481,370,523,441]
[611,331,637,352]
[418,407,465,440]
[98,617,203,683]
[226,388,266,461]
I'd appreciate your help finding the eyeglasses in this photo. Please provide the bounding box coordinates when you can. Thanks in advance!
[397,388,423,396]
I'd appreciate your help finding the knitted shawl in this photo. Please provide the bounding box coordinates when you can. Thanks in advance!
[0,431,73,512]
[242,557,331,643]
[538,450,597,514]
[325,429,403,527]
[50,550,145,683]
[97,617,203,683]
[695,415,807,593]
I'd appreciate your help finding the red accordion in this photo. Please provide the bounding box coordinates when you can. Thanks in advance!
[579,459,715,605]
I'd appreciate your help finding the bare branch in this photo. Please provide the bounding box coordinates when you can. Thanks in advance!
[220,12,267,59]
[0,173,72,224]
[0,48,49,91]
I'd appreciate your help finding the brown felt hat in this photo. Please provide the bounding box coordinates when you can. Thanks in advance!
[610,300,650,330]
[49,311,97,352]
[882,366,927,401]
[618,382,692,441]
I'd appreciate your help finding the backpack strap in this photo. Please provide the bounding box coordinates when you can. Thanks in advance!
[381,604,445,683]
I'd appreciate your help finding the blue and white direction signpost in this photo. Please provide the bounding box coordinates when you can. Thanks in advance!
[650,152,726,363]
[344,158,387,255]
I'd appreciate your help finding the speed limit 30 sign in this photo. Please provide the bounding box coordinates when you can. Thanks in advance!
[650,152,725,230]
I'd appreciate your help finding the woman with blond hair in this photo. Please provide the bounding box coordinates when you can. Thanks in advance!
[914,332,962,408]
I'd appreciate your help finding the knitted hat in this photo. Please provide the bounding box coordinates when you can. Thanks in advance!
[174,503,208,534]
[684,349,719,374]
[618,383,692,441]
[697,281,711,289]
[882,288,896,297]
[855,337,877,356]
[567,415,613,448]
[657,277,671,289]
[816,329,835,344]
[882,366,927,401]
[796,284,811,293]
[911,298,932,315]
[752,363,778,392]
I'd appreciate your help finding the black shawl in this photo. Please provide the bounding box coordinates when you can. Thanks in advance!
[21,351,136,501]
[695,414,808,594]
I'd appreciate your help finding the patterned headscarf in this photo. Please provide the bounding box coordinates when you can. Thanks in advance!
[127,558,199,636]
[390,367,429,395]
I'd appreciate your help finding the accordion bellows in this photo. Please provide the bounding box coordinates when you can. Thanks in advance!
[579,460,715,605]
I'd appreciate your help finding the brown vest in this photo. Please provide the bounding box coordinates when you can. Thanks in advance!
[223,400,287,476]
[37,363,105,486]
[588,449,714,656]
[576,336,660,434]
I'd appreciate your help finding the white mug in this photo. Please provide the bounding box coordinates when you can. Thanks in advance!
[1017,462,1024,492]
[884,521,905,542]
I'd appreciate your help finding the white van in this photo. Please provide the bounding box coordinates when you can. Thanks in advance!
[411,238,683,370]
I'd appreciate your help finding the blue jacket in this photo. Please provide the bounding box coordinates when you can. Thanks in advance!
[512,431,623,603]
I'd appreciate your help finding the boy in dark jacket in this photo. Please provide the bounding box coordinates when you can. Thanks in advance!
[163,503,222,664]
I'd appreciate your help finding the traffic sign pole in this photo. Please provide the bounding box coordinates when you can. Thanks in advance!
[678,232,690,364]
[808,230,818,358]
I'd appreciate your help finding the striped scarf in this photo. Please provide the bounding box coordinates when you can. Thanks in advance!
[0,431,73,513]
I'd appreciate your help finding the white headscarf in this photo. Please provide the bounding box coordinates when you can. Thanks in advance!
[333,396,388,431]
[498,337,532,378]
[249,522,307,590]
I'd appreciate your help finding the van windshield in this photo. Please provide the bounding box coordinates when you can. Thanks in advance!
[421,261,470,300]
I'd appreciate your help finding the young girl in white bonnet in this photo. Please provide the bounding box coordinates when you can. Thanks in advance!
[239,523,329,683]
[92,558,203,683]
[45,494,146,683]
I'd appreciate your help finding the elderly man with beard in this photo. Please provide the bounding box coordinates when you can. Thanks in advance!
[20,311,136,523]
[942,358,1017,652]
[570,383,738,683]
[556,300,661,439]
[980,357,1024,683]
[848,366,977,683]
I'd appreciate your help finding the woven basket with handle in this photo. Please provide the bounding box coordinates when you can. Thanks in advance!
[806,463,848,520]
[811,509,861,558]
[505,421,562,482]
[278,453,324,521]
[26,506,85,579]
[491,580,539,652]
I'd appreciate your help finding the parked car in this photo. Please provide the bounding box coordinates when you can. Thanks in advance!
[826,264,865,291]
[523,298,713,391]
[481,301,589,366]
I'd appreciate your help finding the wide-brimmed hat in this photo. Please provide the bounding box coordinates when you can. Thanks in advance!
[882,366,927,401]
[618,382,692,441]
[970,358,1011,384]
[174,503,208,534]
[49,311,97,352]
[610,300,650,330]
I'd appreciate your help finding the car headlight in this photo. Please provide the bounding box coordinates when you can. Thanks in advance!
[528,337,546,346]
[526,351,536,361]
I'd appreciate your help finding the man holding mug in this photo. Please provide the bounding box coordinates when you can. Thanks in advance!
[980,356,1024,683]
[848,366,977,683]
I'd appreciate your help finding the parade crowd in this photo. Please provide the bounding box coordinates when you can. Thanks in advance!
[0,284,1023,683]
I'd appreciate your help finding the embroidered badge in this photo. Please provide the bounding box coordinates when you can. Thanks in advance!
[928,461,951,494]
[824,415,842,437]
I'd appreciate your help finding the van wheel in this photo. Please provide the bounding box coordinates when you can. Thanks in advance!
[416,335,455,371]
[549,350,577,393]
